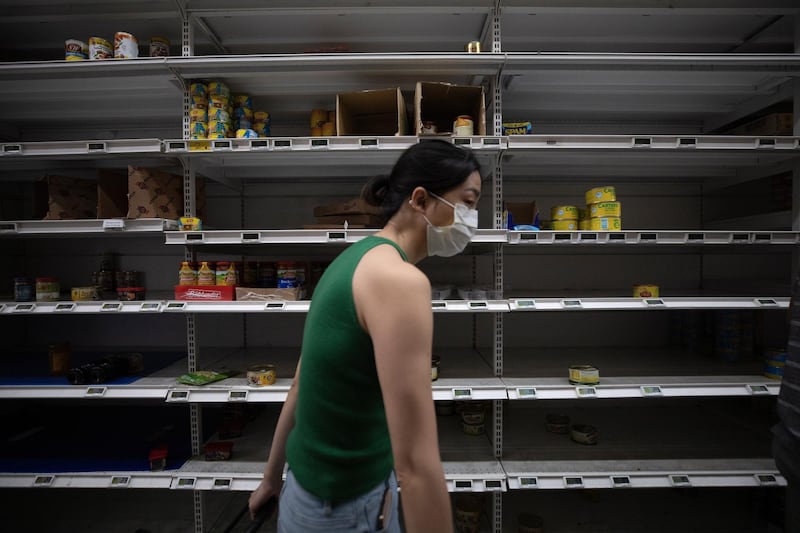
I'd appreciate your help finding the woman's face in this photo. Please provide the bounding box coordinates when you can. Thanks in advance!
[428,170,482,225]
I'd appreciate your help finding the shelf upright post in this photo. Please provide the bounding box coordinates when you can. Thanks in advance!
[177,2,204,531]
[793,17,800,283]
[490,3,503,533]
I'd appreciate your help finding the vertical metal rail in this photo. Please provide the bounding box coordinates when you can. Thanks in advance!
[490,3,503,533]
[793,17,800,283]
[177,2,204,531]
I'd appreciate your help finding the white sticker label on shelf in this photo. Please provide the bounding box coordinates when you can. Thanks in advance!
[468,301,488,309]
[644,299,665,307]
[611,475,631,487]
[360,138,379,149]
[576,387,597,398]
[564,476,584,488]
[453,480,473,491]
[213,478,232,490]
[250,140,269,150]
[431,301,448,310]
[229,390,249,402]
[167,390,190,402]
[310,138,329,149]
[176,478,196,489]
[452,388,473,400]
[669,475,691,487]
[140,302,161,312]
[33,475,55,487]
[516,387,537,399]
[110,476,130,488]
[165,302,187,311]
[0,222,19,232]
[101,302,122,312]
[515,300,535,309]
[87,142,107,152]
[12,303,35,313]
[640,385,663,397]
[85,387,107,398]
[485,480,503,491]
[746,384,771,395]
[2,144,22,154]
[102,219,126,230]
[561,299,583,309]
[755,474,778,486]
[519,477,538,488]
[754,298,778,307]
[54,303,76,312]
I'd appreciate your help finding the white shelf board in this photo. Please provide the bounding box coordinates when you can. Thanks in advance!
[433,378,507,401]
[504,376,780,400]
[0,139,165,158]
[507,230,800,245]
[502,458,785,490]
[506,134,800,151]
[507,296,788,311]
[0,218,178,236]
[0,471,177,490]
[0,300,169,315]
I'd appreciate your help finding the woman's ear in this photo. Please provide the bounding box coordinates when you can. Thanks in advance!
[408,187,428,212]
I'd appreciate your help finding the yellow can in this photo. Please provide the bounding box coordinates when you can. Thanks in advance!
[71,286,98,301]
[589,217,622,231]
[590,201,622,218]
[191,95,208,110]
[207,132,228,139]
[310,109,328,128]
[569,365,599,385]
[207,120,230,135]
[189,108,208,123]
[579,219,591,230]
[585,186,616,205]
[208,80,230,98]
[578,208,588,221]
[552,220,578,231]
[189,83,207,98]
[633,284,659,298]
[247,364,276,386]
[551,205,579,221]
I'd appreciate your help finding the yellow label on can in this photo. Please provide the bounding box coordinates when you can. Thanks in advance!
[569,365,599,385]
[551,205,579,221]
[633,284,659,298]
[579,219,591,230]
[589,217,622,231]
[553,220,578,231]
[585,186,616,205]
[578,208,588,221]
[590,201,622,218]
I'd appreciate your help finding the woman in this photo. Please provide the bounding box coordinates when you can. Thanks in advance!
[249,139,482,532]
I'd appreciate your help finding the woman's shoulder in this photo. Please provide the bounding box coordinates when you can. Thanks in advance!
[357,244,430,293]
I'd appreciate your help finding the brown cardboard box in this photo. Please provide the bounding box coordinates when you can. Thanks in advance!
[40,175,98,220]
[414,82,486,136]
[127,165,183,219]
[235,287,306,301]
[313,198,382,217]
[97,169,128,219]
[505,201,537,228]
[336,88,408,136]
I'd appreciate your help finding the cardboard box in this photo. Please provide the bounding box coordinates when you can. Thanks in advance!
[174,285,235,301]
[504,201,538,229]
[97,169,128,219]
[414,82,486,136]
[235,287,306,302]
[313,197,382,217]
[336,88,407,136]
[39,175,98,220]
[127,165,183,219]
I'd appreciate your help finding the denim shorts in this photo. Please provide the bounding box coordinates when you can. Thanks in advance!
[278,469,401,533]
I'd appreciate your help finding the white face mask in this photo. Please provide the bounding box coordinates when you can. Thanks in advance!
[421,191,479,257]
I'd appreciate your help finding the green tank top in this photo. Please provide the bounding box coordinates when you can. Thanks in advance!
[286,236,408,503]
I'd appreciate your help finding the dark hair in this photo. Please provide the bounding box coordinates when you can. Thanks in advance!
[362,140,481,224]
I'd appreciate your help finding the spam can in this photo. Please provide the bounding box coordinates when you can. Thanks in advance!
[590,201,622,218]
[586,186,616,205]
[569,365,599,385]
[633,284,659,298]
[551,205,579,221]
[502,121,532,135]
[553,220,578,231]
[590,217,622,231]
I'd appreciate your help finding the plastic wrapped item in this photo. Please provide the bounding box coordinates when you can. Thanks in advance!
[176,368,236,386]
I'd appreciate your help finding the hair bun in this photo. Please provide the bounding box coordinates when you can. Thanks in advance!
[361,174,390,207]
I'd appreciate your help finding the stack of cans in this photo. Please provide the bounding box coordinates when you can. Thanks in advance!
[189,83,209,140]
[207,81,232,139]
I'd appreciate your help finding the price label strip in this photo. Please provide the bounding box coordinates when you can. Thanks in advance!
[33,475,55,487]
[640,385,663,397]
[485,480,503,491]
[519,477,538,488]
[12,303,36,313]
[611,475,631,488]
[746,384,771,396]
[101,302,122,312]
[360,138,379,148]
[102,219,126,231]
[85,386,107,398]
[754,474,778,486]
[576,387,597,398]
[468,301,488,310]
[515,299,535,309]
[165,302,187,311]
[452,388,473,400]
[228,390,249,402]
[167,390,190,402]
[669,474,691,487]
[754,298,778,307]
[561,299,583,309]
[453,480,473,491]
[564,476,584,489]
[176,478,196,489]
[644,299,665,307]
[265,302,286,310]
[110,476,130,488]
[140,302,161,312]
[516,387,537,399]
[213,478,232,490]
[54,303,76,312]
[432,301,448,310]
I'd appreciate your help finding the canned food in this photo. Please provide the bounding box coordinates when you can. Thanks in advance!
[321,122,335,136]
[453,115,474,136]
[462,421,485,436]
[578,208,588,220]
[234,95,253,108]
[579,219,591,230]
[191,95,209,109]
[190,108,208,123]
[234,107,254,121]
[455,494,483,533]
[552,220,578,231]
[48,342,71,376]
[254,111,271,125]
[88,37,112,60]
[65,39,88,61]
[764,362,784,380]
[277,261,297,288]
[590,201,622,218]
[149,36,170,57]
[236,119,253,131]
[189,121,208,138]
[117,287,146,301]
[236,129,258,139]
[247,364,277,386]
[633,284,659,298]
[207,108,230,123]
[190,83,207,98]
[14,277,33,302]
[35,277,60,301]
[461,406,485,425]
[208,81,230,98]
[207,133,229,140]
[208,120,230,136]
[71,286,98,301]
[421,121,438,134]
[551,205,579,221]
[585,186,616,205]
[253,123,271,136]
[589,216,622,231]
[545,413,570,434]
[310,109,328,128]
[569,364,599,385]
[465,40,481,53]
[431,355,441,381]
[114,31,139,59]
